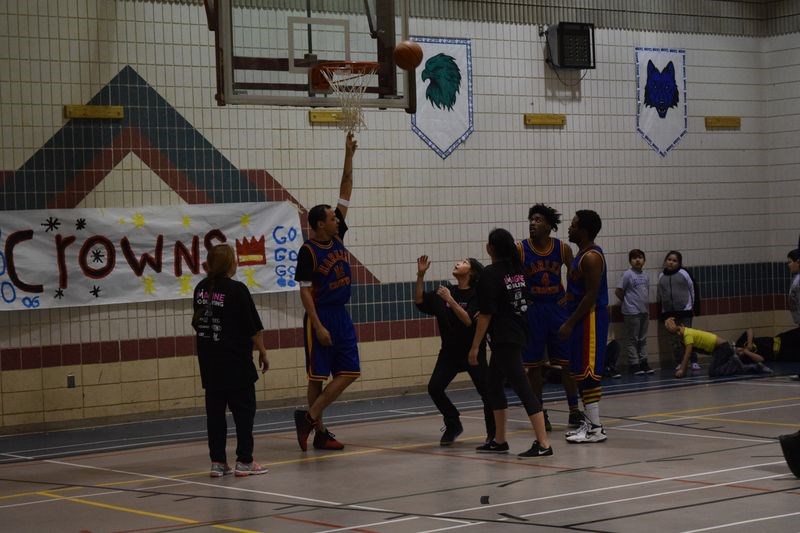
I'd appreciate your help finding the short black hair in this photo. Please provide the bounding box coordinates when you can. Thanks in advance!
[528,203,561,232]
[575,210,602,240]
[629,249,646,261]
[789,249,800,262]
[308,204,331,231]
[467,258,484,286]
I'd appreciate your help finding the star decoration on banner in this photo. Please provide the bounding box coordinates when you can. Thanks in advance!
[242,267,262,289]
[91,249,105,263]
[240,213,251,228]
[178,274,194,296]
[90,285,102,298]
[54,288,64,299]
[75,218,87,230]
[41,217,61,232]
[132,213,146,228]
[181,215,191,228]
[142,275,156,295]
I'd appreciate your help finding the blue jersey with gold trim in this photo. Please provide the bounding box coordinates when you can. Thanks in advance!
[517,237,567,302]
[566,244,608,310]
[300,236,352,307]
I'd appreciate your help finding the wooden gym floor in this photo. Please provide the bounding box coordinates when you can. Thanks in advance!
[0,369,799,532]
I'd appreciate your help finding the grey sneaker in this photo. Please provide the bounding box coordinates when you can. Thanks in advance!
[234,461,269,477]
[210,462,232,478]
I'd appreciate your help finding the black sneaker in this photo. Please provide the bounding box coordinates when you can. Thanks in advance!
[568,410,585,428]
[475,440,509,454]
[440,420,463,446]
[518,440,553,458]
[641,361,655,375]
[609,367,622,378]
[544,409,552,432]
[632,364,645,376]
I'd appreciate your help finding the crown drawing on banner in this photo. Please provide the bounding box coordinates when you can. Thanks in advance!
[236,236,267,266]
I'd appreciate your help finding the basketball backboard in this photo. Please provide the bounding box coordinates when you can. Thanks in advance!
[205,0,412,111]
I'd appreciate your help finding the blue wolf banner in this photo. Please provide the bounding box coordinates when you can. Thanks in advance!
[635,47,687,157]
[0,202,301,310]
[411,37,474,159]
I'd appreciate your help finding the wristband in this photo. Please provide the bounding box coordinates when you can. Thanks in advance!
[337,198,350,207]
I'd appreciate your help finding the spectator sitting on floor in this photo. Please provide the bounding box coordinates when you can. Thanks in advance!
[664,318,772,378]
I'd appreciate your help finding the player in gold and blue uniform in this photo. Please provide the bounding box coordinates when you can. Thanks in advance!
[517,204,581,431]
[559,210,609,443]
[293,132,359,452]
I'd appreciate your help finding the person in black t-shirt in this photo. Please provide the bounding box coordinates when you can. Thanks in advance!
[194,244,269,477]
[415,254,495,446]
[469,228,553,458]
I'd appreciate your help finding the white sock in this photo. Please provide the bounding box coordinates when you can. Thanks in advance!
[585,402,601,426]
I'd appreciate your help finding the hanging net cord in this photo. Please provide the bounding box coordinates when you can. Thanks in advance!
[318,63,378,133]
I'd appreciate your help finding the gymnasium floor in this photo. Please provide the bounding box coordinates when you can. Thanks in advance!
[1,369,799,533]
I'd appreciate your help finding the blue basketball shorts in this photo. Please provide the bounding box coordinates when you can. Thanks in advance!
[303,306,360,381]
[522,300,570,367]
[569,305,609,382]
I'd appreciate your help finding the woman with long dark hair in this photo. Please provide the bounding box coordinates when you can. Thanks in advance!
[468,228,552,457]
[193,244,269,477]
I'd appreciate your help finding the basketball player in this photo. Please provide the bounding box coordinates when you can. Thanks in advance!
[517,204,582,430]
[558,210,609,443]
[293,132,359,451]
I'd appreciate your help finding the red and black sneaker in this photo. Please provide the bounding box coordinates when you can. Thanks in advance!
[294,409,315,451]
[313,428,345,450]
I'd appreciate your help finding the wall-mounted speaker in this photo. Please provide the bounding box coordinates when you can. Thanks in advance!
[545,22,596,69]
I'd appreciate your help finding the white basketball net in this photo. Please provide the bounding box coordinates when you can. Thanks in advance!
[320,64,378,133]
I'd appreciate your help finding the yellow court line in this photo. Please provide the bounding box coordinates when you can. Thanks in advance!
[631,396,800,419]
[656,414,800,429]
[36,491,261,533]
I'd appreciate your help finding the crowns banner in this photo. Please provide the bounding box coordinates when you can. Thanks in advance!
[0,202,301,311]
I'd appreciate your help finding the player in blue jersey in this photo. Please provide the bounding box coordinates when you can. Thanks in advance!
[292,132,359,452]
[517,204,581,431]
[559,210,609,443]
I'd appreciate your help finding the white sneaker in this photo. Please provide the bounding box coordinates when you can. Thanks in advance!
[566,423,607,443]
[691,362,702,370]
[565,419,591,438]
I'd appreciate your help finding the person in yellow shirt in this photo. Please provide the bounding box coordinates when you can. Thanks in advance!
[664,318,771,378]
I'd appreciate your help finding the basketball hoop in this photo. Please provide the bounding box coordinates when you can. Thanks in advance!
[310,61,379,133]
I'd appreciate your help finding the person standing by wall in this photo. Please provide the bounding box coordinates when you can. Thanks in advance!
[615,249,652,375]
[658,251,699,371]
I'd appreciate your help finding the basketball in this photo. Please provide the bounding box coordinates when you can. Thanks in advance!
[393,40,423,71]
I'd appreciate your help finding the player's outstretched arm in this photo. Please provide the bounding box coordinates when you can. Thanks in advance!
[337,132,357,220]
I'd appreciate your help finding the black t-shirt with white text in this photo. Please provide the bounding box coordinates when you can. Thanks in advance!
[193,277,263,391]
[477,261,529,347]
[416,284,485,368]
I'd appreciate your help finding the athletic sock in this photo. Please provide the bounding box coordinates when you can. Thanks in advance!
[585,402,601,426]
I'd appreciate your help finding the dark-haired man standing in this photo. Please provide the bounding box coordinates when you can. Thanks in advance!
[517,204,581,431]
[293,132,359,452]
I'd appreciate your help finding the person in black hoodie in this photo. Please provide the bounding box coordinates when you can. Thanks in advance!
[469,228,552,458]
[415,255,495,446]
[657,250,699,370]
